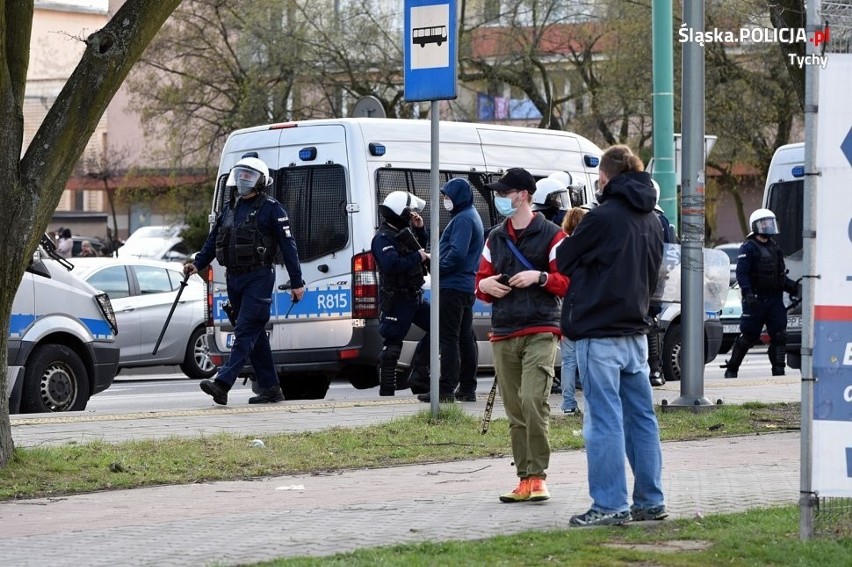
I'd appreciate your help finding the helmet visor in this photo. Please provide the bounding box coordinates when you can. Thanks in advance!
[545,189,571,211]
[753,217,779,235]
[232,166,262,195]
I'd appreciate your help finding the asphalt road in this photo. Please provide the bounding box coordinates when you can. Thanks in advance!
[87,348,793,414]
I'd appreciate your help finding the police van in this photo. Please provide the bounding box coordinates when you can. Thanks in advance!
[6,236,120,413]
[204,118,602,399]
[762,142,805,368]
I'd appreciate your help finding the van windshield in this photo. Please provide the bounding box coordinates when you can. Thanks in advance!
[765,179,803,257]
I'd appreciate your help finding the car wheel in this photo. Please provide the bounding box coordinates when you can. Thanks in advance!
[21,344,89,413]
[661,323,683,382]
[787,350,801,370]
[180,327,216,379]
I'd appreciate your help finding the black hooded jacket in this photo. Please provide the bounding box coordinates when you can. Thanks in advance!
[555,171,663,339]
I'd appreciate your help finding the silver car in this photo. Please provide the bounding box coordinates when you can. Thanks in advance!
[71,257,215,379]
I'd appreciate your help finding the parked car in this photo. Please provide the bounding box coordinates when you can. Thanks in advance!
[714,242,742,286]
[118,225,191,262]
[70,257,215,378]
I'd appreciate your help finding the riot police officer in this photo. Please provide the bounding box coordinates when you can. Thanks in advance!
[184,157,305,405]
[371,191,431,396]
[531,173,572,226]
[724,208,798,378]
[647,179,677,387]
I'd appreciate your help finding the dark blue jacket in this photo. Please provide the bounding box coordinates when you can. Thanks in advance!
[194,193,303,286]
[439,179,484,293]
[556,171,663,339]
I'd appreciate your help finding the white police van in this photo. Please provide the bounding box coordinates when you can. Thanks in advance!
[204,118,602,399]
[762,142,805,368]
[6,236,120,413]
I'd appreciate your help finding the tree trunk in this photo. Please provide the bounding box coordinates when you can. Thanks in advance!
[0,0,182,469]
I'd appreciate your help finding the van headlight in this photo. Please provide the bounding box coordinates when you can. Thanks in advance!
[95,292,119,335]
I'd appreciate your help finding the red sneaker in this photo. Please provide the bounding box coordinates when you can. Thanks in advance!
[528,476,550,501]
[499,478,531,503]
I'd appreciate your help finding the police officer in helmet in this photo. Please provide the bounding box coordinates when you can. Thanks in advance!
[371,191,431,396]
[184,157,305,405]
[531,174,572,227]
[724,208,798,378]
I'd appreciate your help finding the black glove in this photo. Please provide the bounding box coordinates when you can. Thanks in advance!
[742,294,758,308]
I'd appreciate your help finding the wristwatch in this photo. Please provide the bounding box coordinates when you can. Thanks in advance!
[538,271,548,286]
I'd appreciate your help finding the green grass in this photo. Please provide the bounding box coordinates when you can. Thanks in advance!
[0,402,800,500]
[257,506,850,566]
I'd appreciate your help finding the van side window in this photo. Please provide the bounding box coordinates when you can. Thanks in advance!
[274,165,349,262]
[766,180,803,257]
[375,169,502,234]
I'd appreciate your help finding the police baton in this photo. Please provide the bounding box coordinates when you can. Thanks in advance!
[278,282,301,318]
[153,272,190,355]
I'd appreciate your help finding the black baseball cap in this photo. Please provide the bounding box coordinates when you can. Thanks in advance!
[485,167,537,194]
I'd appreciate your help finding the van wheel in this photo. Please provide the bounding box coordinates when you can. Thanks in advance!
[661,323,683,382]
[21,345,89,413]
[180,327,216,379]
[281,373,330,400]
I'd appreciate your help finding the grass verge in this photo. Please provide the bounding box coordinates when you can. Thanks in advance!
[258,505,850,567]
[1,402,799,500]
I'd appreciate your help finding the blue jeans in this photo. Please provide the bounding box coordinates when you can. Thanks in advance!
[560,336,580,412]
[575,335,665,513]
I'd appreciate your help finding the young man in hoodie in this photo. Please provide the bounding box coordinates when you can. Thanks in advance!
[419,178,485,403]
[556,145,666,527]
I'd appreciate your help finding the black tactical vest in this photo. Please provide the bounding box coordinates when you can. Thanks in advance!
[750,241,784,294]
[214,197,276,268]
[377,224,426,299]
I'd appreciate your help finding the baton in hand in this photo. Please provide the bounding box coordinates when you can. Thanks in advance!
[278,282,301,318]
[153,272,190,355]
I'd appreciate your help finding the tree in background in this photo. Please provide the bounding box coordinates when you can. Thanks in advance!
[703,0,801,241]
[0,0,182,468]
[127,0,312,168]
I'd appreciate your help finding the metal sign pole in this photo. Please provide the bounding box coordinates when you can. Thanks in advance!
[429,104,441,416]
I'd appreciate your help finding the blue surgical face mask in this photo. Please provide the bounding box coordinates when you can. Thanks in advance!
[494,195,518,217]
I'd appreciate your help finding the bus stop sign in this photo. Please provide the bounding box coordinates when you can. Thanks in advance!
[404,0,457,102]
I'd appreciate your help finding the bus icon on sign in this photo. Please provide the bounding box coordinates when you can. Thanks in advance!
[413,25,447,47]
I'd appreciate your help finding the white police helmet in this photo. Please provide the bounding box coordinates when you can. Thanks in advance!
[379,191,425,221]
[227,157,273,196]
[532,177,570,212]
[749,208,779,236]
[650,178,664,213]
[547,171,573,188]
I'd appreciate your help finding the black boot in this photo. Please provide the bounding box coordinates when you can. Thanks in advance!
[379,361,397,396]
[248,386,285,404]
[768,333,786,376]
[723,336,752,379]
[200,378,230,405]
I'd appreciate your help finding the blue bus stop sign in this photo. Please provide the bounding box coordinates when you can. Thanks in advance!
[404,0,457,102]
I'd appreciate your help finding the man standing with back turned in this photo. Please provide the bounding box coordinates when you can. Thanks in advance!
[185,157,305,406]
[556,145,666,526]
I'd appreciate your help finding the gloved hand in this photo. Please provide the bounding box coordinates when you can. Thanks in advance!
[742,294,758,308]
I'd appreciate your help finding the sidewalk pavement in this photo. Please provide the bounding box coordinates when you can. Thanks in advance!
[1,377,802,566]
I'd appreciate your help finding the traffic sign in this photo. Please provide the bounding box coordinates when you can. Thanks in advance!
[404,0,457,101]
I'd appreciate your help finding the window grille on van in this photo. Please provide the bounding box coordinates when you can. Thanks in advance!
[375,169,503,238]
[274,165,349,263]
[214,166,348,264]
[766,180,804,258]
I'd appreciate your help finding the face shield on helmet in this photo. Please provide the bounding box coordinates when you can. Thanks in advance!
[749,208,780,236]
[532,178,570,212]
[379,191,425,228]
[228,157,272,197]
